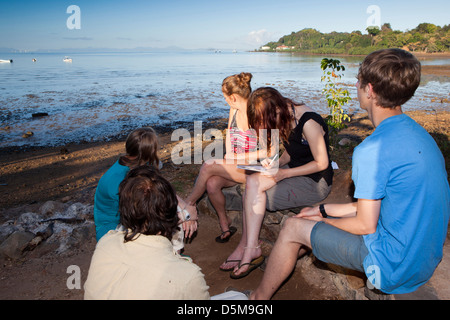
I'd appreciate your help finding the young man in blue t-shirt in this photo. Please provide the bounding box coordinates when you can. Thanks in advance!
[250,48,450,298]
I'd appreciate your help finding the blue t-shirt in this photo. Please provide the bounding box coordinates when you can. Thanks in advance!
[93,160,130,241]
[352,114,450,294]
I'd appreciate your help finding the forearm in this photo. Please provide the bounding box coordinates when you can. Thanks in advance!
[323,200,379,235]
[237,149,266,162]
[229,144,276,162]
[277,150,290,167]
[320,202,357,218]
[324,216,372,235]
[282,159,328,179]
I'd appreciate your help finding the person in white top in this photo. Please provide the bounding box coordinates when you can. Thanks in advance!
[84,165,210,300]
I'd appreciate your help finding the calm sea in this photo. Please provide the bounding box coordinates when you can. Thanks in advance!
[0,51,448,148]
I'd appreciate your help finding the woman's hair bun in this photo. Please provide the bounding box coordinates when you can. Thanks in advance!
[222,72,253,98]
[238,72,253,85]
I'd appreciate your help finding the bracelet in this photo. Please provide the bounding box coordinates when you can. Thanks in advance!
[319,204,328,218]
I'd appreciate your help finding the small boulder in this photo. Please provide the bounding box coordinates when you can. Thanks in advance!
[0,231,35,260]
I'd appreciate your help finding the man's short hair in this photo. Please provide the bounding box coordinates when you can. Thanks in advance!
[358,48,421,108]
[119,165,179,242]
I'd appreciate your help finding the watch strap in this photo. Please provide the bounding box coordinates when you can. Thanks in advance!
[319,204,328,218]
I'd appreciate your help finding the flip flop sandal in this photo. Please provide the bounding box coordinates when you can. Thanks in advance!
[230,255,265,279]
[219,259,241,272]
[215,226,237,243]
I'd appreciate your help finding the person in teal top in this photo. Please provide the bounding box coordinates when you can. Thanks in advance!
[94,127,160,241]
[249,48,449,299]
[94,160,131,241]
[94,127,198,242]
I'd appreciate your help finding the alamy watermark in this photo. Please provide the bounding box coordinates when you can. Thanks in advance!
[366,5,381,29]
[66,5,81,30]
[366,264,382,290]
[66,265,81,289]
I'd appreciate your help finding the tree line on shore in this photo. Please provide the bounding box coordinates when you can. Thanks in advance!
[260,23,450,55]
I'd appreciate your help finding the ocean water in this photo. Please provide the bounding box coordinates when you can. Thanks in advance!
[0,51,448,148]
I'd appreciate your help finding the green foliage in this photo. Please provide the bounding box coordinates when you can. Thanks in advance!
[260,22,450,54]
[366,26,381,37]
[320,58,352,141]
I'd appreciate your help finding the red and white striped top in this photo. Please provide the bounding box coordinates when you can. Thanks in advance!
[229,111,258,154]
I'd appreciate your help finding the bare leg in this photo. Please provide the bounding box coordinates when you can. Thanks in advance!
[219,188,249,271]
[221,172,276,275]
[206,175,237,237]
[186,159,246,206]
[250,217,317,300]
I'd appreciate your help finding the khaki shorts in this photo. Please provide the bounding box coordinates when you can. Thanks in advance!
[265,166,331,211]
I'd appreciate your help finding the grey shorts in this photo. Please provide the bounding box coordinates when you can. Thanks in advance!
[265,166,331,212]
[310,221,368,272]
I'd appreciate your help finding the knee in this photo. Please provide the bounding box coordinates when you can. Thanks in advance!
[280,217,305,241]
[200,160,214,173]
[245,173,262,192]
[280,217,315,246]
[206,176,223,194]
[198,161,217,181]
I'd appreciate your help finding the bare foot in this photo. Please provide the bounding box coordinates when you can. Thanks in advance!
[219,246,244,271]
[232,246,262,276]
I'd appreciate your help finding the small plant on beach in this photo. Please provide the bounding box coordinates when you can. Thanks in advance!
[320,58,352,143]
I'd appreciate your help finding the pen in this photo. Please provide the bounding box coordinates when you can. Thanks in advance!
[268,154,279,167]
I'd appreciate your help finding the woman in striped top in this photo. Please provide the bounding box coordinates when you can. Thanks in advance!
[186,72,263,243]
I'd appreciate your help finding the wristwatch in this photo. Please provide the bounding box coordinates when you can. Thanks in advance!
[319,204,328,218]
[177,205,191,221]
[182,209,191,221]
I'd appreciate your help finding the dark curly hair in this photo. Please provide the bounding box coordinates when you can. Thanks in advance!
[118,165,179,242]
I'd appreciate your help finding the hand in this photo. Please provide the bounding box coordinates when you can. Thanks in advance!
[296,206,322,222]
[182,220,198,239]
[261,167,286,183]
[184,203,198,221]
[261,156,278,169]
[182,203,198,239]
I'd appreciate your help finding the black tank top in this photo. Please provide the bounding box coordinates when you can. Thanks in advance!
[283,112,333,186]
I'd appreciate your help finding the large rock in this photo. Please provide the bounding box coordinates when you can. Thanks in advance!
[0,231,35,260]
[0,201,96,259]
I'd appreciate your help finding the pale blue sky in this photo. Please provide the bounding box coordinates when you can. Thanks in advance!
[1,0,449,51]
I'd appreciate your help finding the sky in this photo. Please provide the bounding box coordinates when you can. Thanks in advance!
[1,0,449,52]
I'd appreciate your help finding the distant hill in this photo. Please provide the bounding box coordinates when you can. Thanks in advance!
[258,23,450,55]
